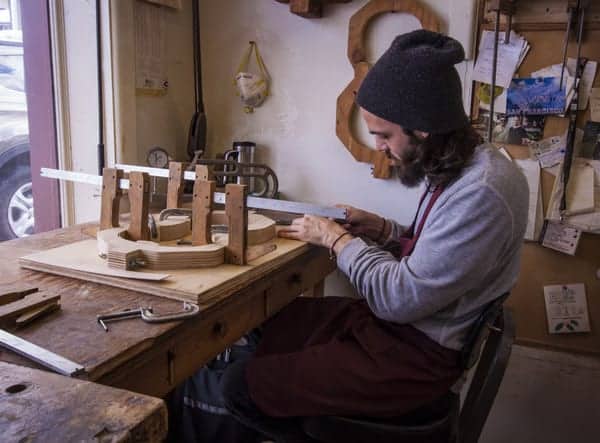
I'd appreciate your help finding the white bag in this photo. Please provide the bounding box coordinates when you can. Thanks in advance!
[234,42,270,113]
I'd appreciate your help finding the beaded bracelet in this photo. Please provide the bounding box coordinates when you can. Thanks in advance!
[329,232,352,260]
[376,217,387,243]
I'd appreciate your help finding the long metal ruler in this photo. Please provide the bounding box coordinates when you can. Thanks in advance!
[0,329,86,377]
[41,167,347,220]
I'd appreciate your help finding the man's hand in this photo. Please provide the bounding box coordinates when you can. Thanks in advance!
[337,205,387,242]
[278,215,347,248]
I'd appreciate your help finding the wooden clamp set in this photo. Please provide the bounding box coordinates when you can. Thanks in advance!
[100,162,250,265]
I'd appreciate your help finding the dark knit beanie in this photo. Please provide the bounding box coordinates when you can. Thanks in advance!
[356,29,469,134]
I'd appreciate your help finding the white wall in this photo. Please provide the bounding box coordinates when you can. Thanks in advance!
[196,0,476,294]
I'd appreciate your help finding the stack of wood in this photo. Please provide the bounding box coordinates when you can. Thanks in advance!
[0,285,61,329]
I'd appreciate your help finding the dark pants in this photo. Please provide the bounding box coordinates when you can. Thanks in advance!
[221,359,317,443]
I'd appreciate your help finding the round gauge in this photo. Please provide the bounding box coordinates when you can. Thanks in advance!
[146,147,170,168]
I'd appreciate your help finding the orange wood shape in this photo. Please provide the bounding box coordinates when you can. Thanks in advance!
[337,0,440,178]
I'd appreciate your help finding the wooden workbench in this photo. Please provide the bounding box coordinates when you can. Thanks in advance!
[0,223,335,398]
[0,361,167,442]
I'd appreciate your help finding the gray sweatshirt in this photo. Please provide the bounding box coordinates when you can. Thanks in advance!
[337,144,529,350]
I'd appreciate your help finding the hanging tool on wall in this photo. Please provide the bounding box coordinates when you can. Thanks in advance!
[486,0,518,143]
[560,0,589,216]
[95,0,105,174]
[187,0,207,163]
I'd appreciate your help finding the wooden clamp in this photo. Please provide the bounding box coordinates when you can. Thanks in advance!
[100,168,123,230]
[127,171,150,241]
[192,165,216,246]
[337,0,440,178]
[166,161,186,209]
[225,184,248,265]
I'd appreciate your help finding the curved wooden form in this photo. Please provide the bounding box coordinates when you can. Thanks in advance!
[97,212,277,271]
[336,0,440,179]
[347,0,440,65]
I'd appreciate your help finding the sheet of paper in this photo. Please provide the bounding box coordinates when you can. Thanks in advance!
[540,221,582,255]
[543,283,590,334]
[546,159,600,232]
[506,77,566,116]
[472,30,528,89]
[530,134,565,168]
[515,158,543,241]
[531,64,575,113]
[567,58,598,111]
[591,88,600,123]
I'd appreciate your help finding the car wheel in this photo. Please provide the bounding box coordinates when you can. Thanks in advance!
[0,164,34,239]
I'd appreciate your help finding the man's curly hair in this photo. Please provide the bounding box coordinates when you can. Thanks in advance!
[404,124,483,188]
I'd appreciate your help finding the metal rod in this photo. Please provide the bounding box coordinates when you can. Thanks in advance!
[504,13,512,44]
[0,329,86,377]
[487,8,501,143]
[559,6,574,91]
[561,1,587,214]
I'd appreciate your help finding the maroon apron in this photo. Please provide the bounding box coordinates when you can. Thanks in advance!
[246,186,461,418]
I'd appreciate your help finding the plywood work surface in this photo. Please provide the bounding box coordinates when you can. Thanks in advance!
[19,236,309,304]
[0,361,167,442]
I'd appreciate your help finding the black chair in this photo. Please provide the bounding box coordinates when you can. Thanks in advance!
[302,295,515,443]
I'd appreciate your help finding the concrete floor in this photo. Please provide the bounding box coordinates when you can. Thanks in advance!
[480,345,600,443]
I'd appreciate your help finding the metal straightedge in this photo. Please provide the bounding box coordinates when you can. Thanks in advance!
[0,329,86,377]
[120,160,279,199]
[41,167,347,221]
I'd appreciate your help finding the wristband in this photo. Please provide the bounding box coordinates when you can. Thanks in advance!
[329,232,352,260]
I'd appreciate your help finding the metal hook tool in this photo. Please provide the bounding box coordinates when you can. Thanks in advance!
[96,302,200,332]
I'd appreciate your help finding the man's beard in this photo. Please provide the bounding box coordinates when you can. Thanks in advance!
[391,142,426,188]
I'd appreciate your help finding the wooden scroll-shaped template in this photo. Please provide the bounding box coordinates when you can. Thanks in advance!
[337,0,440,178]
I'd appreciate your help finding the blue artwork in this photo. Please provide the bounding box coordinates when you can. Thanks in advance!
[506,77,566,116]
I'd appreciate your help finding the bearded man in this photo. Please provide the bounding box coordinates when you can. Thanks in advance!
[220,29,529,442]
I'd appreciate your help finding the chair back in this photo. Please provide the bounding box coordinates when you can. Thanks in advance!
[458,306,515,443]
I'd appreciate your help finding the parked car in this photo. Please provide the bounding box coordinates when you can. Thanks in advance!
[0,29,32,240]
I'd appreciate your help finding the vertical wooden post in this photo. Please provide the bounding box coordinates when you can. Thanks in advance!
[225,184,247,265]
[192,165,215,246]
[166,162,185,209]
[100,168,123,230]
[127,171,150,241]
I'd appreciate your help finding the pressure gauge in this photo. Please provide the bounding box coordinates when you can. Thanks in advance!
[146,147,170,168]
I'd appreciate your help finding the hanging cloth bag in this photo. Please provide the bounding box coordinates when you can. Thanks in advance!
[234,41,270,113]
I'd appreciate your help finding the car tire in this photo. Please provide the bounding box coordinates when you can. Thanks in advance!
[0,163,33,239]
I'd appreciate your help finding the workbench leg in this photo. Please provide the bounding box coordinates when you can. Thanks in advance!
[127,171,150,241]
[192,166,215,246]
[166,162,185,209]
[100,168,123,230]
[225,184,247,265]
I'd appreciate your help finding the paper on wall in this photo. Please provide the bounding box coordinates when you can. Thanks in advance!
[472,30,529,89]
[543,283,590,334]
[540,221,582,255]
[515,158,543,241]
[546,159,600,233]
[567,58,598,111]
